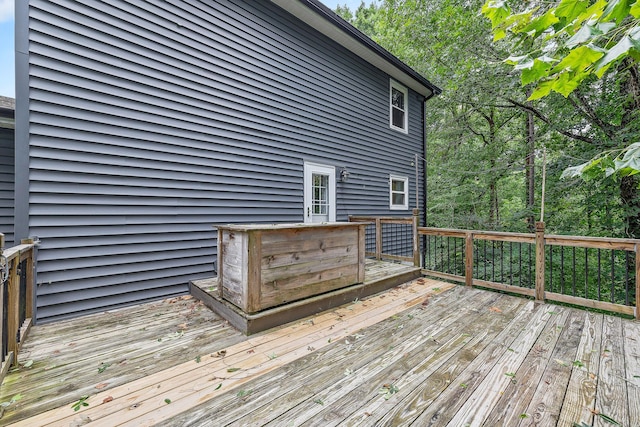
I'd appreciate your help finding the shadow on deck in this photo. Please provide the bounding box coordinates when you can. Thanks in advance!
[190,259,422,334]
[1,272,639,426]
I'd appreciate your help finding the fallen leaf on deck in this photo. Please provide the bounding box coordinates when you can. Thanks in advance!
[178,323,188,330]
[102,396,113,404]
[95,383,109,390]
[181,295,192,300]
[421,299,429,306]
[597,413,620,425]
[489,307,502,313]
[227,367,241,373]
[215,350,227,357]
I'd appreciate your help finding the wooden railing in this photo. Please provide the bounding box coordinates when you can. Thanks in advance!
[1,234,37,385]
[349,209,419,266]
[419,222,639,319]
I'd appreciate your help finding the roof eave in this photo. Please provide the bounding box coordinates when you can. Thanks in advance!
[270,0,441,100]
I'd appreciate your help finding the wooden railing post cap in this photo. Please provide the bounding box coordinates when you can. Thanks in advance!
[535,221,545,232]
[412,208,420,216]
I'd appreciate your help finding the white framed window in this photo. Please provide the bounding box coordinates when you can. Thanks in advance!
[389,175,409,210]
[389,80,408,133]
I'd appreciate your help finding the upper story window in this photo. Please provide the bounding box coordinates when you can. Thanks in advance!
[389,175,409,210]
[390,80,408,133]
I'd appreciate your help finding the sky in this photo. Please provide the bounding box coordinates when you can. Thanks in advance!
[0,0,13,98]
[0,0,371,99]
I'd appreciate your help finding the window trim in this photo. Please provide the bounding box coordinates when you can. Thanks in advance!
[389,80,408,133]
[389,175,409,210]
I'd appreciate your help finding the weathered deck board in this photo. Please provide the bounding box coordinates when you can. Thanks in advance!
[557,312,604,426]
[182,281,478,427]
[624,320,640,427]
[0,296,246,424]
[482,308,571,426]
[518,309,585,426]
[1,276,638,427]
[594,315,628,427]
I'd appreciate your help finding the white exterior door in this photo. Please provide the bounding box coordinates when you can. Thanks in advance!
[304,162,336,223]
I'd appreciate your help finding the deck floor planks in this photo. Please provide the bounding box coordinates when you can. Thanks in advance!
[3,275,639,427]
[172,283,477,427]
[444,301,556,427]
[594,315,628,427]
[558,313,604,425]
[482,307,571,426]
[0,296,244,424]
[403,299,541,427]
[518,308,586,427]
[281,290,503,427]
[623,320,640,427]
[557,311,604,426]
[111,280,452,427]
[349,292,527,427]
[15,278,451,427]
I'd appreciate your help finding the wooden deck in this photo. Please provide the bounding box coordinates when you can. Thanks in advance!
[1,280,639,426]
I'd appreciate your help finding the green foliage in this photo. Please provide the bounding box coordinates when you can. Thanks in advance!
[482,0,640,100]
[71,396,89,412]
[562,142,640,180]
[340,0,640,238]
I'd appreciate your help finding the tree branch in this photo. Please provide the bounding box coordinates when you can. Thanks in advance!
[505,98,596,145]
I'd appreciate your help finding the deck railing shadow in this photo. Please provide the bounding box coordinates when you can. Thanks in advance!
[1,234,37,385]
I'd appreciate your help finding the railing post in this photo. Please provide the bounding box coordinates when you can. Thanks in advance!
[7,258,19,366]
[375,218,382,261]
[465,232,474,287]
[535,221,545,302]
[412,209,420,267]
[635,243,640,320]
[21,239,35,321]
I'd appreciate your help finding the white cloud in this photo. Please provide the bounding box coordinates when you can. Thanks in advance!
[0,0,14,23]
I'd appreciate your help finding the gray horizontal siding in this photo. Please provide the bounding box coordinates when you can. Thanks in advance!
[0,128,14,246]
[24,0,426,322]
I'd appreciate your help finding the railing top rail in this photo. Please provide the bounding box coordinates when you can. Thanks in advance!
[418,227,534,240]
[349,216,413,222]
[545,234,640,251]
[2,243,36,263]
[418,227,640,251]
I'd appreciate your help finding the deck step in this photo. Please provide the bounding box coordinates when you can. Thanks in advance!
[190,260,421,334]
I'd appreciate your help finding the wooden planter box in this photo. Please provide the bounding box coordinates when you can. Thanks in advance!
[217,223,366,314]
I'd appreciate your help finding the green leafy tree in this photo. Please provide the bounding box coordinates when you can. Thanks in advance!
[483,0,640,236]
[482,0,640,100]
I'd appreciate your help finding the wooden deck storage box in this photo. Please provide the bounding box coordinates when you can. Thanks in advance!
[217,223,366,314]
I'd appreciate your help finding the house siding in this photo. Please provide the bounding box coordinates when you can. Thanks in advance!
[0,127,14,246]
[21,0,425,322]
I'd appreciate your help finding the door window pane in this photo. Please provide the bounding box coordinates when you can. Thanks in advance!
[312,173,329,215]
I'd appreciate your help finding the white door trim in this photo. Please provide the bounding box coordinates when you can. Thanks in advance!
[303,162,336,223]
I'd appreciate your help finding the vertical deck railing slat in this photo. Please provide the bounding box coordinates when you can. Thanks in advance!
[416,225,638,319]
[1,235,37,386]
